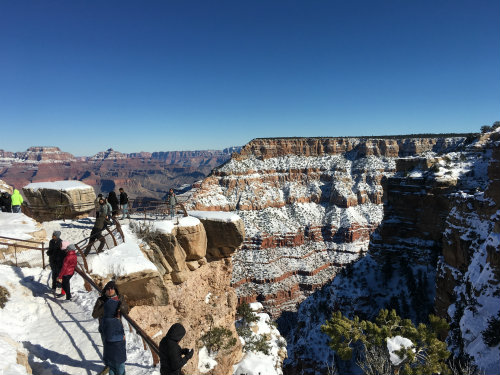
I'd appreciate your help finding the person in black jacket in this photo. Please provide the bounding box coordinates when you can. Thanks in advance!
[107,191,119,217]
[47,231,64,290]
[159,323,193,375]
[0,192,11,212]
[118,188,130,220]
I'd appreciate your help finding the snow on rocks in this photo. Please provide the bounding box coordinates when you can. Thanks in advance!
[24,180,91,192]
[386,336,413,365]
[0,212,40,241]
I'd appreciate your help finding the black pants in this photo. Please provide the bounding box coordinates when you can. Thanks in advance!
[50,259,63,289]
[61,275,73,300]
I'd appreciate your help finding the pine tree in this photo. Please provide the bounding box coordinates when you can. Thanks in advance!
[321,309,450,375]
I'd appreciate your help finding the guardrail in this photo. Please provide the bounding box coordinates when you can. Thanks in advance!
[0,235,46,268]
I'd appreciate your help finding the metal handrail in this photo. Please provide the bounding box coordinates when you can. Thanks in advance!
[0,236,46,268]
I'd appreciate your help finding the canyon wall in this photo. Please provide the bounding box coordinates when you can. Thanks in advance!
[186,135,470,317]
[0,146,239,200]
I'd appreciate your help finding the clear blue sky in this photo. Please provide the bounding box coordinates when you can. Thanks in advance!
[1,0,498,155]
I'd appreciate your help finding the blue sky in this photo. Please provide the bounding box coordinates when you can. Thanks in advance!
[0,0,498,155]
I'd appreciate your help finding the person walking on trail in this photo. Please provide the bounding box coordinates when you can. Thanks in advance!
[100,298,127,375]
[85,215,107,255]
[166,189,178,220]
[107,191,119,217]
[47,231,64,290]
[159,323,193,375]
[118,188,130,220]
[93,281,129,375]
[57,244,77,301]
[0,192,11,212]
[11,189,23,213]
[95,193,103,218]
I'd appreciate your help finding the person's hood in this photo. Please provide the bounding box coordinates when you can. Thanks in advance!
[165,323,186,342]
[61,240,70,250]
[52,231,61,239]
[102,280,120,296]
[103,298,119,318]
[13,189,19,194]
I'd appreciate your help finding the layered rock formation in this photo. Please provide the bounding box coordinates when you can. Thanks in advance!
[0,146,240,200]
[96,214,246,375]
[186,136,470,316]
[22,180,96,221]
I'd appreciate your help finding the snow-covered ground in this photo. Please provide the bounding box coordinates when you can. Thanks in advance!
[0,214,286,375]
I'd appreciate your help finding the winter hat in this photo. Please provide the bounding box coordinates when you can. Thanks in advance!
[103,280,118,294]
[52,231,61,239]
[66,244,76,251]
[61,240,70,250]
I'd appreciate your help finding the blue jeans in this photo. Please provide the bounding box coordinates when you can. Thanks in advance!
[12,205,21,213]
[108,361,125,375]
[121,203,129,219]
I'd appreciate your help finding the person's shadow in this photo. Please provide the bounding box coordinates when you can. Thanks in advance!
[15,268,103,374]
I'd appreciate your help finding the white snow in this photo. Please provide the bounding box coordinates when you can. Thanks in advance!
[24,180,92,191]
[198,346,218,373]
[188,210,241,223]
[152,216,200,234]
[0,213,39,241]
[177,216,201,227]
[233,352,279,375]
[386,336,413,365]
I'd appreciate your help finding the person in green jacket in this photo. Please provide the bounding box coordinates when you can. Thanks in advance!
[11,189,23,213]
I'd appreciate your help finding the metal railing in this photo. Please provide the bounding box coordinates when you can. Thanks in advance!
[73,221,125,261]
[127,199,188,221]
[0,235,46,268]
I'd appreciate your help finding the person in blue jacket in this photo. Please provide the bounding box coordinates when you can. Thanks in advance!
[100,299,127,375]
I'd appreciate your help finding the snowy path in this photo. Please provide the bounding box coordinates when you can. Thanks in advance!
[0,265,159,375]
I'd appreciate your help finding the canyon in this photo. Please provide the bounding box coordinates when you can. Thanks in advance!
[185,131,499,373]
[0,146,240,200]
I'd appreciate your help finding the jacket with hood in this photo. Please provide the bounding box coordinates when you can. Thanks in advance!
[159,323,192,375]
[119,191,128,205]
[58,246,77,278]
[47,231,62,260]
[11,189,23,206]
[0,193,11,211]
[100,299,127,364]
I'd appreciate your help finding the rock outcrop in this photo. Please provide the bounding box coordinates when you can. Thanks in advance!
[186,136,469,316]
[22,180,96,221]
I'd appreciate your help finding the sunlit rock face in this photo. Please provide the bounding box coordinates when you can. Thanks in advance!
[186,136,469,317]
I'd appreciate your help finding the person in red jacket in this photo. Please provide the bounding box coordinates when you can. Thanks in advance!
[57,243,78,301]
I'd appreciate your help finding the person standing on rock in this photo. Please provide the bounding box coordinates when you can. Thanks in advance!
[118,188,130,220]
[100,298,127,375]
[107,191,119,217]
[93,280,129,375]
[0,192,11,212]
[166,189,178,220]
[159,323,193,375]
[47,231,64,290]
[10,188,23,213]
[57,244,77,301]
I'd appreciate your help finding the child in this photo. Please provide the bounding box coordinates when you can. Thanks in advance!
[57,243,77,300]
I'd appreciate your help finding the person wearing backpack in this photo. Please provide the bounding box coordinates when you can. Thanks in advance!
[159,323,193,375]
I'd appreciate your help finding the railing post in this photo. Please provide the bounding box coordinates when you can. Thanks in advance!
[42,242,45,269]
[14,243,18,267]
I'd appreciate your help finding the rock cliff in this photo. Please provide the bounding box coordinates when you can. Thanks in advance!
[0,147,240,200]
[186,135,470,317]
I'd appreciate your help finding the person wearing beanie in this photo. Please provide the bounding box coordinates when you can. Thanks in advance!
[93,280,129,375]
[57,244,77,300]
[47,231,64,290]
[159,323,193,375]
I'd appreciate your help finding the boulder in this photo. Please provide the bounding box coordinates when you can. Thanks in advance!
[23,180,96,221]
[176,222,207,261]
[196,217,245,260]
[0,179,13,195]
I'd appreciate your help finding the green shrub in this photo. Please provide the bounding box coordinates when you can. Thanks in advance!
[482,314,500,347]
[244,334,271,355]
[0,286,10,308]
[237,302,259,324]
[201,326,237,355]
